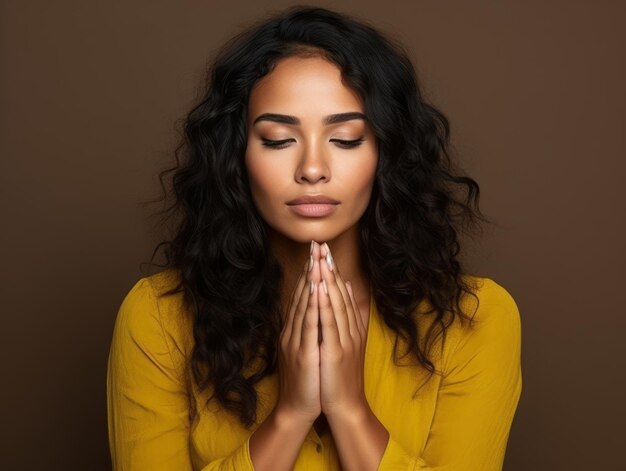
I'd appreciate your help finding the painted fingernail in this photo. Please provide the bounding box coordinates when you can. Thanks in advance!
[322,279,328,295]
[309,255,314,271]
[310,280,314,294]
[310,240,315,254]
[325,250,334,272]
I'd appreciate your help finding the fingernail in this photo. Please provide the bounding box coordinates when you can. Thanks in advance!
[324,245,334,272]
[322,279,328,295]
[310,240,314,254]
[309,255,314,271]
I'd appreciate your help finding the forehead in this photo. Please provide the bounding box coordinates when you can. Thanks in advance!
[247,55,363,121]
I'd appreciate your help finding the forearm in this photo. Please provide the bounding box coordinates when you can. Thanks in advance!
[248,405,313,471]
[328,404,389,471]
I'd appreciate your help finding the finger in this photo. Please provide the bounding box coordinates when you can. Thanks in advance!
[282,259,309,341]
[291,258,317,349]
[332,267,360,340]
[311,241,323,344]
[326,246,363,337]
[318,278,340,348]
[320,243,352,317]
[311,241,322,285]
[300,276,319,352]
[319,246,353,345]
[286,258,310,322]
[346,281,366,336]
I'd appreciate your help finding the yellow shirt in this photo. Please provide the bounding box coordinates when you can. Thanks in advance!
[107,270,522,470]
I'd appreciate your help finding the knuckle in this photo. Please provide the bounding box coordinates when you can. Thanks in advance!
[334,350,344,362]
[295,351,310,367]
[302,318,317,330]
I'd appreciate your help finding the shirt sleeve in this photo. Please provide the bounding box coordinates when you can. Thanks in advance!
[376,280,523,471]
[106,278,255,471]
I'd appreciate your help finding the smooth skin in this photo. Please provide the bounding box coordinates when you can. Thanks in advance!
[244,54,377,319]
[245,55,389,471]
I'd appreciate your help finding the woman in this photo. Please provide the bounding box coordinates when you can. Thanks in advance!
[107,5,522,471]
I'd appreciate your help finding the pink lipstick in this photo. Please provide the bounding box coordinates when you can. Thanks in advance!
[286,194,340,217]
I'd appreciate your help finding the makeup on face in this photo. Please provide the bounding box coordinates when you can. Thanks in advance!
[244,55,378,245]
[252,112,368,151]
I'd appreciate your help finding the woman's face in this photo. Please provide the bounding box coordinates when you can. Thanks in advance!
[245,55,378,245]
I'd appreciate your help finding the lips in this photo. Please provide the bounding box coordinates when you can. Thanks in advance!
[286,194,340,218]
[286,195,340,205]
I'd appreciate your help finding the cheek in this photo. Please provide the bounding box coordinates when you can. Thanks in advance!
[245,149,265,186]
[351,163,377,216]
[345,155,378,199]
[245,154,284,204]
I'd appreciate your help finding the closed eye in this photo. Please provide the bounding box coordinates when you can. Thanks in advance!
[261,138,294,149]
[261,137,365,150]
[331,137,364,148]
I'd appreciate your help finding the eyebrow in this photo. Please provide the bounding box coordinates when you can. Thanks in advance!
[252,111,367,126]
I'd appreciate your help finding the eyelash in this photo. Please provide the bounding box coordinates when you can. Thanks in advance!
[261,137,365,150]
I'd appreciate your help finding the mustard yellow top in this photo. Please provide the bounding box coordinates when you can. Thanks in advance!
[107,270,522,470]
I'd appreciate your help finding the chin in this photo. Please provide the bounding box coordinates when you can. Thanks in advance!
[273,221,356,245]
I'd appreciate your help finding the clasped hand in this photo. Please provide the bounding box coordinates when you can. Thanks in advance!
[277,240,369,424]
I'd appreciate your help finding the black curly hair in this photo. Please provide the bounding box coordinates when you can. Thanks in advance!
[142,5,490,428]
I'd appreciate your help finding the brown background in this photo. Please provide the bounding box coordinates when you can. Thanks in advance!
[2,1,624,469]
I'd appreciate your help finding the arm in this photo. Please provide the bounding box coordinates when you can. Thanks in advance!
[248,404,315,471]
[107,278,254,470]
[328,280,523,471]
[107,277,315,471]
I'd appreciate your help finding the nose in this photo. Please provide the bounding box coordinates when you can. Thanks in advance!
[294,138,330,184]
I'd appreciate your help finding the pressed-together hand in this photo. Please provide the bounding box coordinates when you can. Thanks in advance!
[277,240,369,427]
[317,242,368,419]
[276,241,323,424]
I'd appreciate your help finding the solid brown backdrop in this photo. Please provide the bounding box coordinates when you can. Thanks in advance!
[1,1,624,469]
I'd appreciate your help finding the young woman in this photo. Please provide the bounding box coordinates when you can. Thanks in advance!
[107,6,522,471]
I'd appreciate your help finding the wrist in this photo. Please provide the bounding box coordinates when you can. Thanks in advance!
[325,399,371,426]
[250,403,317,470]
[273,403,318,431]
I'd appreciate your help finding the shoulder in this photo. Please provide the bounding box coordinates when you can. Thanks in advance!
[460,275,520,323]
[112,269,193,364]
[443,275,522,368]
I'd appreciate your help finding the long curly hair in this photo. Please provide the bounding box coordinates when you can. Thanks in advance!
[142,5,491,428]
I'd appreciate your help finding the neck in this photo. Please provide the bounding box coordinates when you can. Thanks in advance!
[269,227,370,318]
